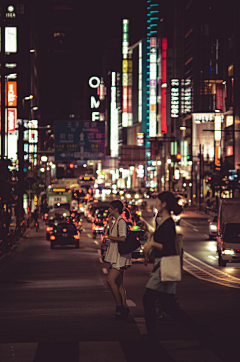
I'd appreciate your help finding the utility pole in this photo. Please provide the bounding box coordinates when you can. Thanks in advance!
[17,123,25,225]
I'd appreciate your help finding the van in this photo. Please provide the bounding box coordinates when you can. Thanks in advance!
[217,199,240,266]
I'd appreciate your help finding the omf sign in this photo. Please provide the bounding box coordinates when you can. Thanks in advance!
[88,76,104,122]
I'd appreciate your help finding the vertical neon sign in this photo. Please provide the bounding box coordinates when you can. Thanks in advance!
[122,19,129,127]
[161,38,167,134]
[149,37,157,137]
[110,72,119,157]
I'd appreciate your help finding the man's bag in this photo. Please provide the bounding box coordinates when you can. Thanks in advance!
[118,231,141,254]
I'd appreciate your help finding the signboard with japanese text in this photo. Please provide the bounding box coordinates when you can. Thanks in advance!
[54,120,105,162]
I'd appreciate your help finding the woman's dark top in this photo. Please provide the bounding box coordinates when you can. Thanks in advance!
[152,217,176,258]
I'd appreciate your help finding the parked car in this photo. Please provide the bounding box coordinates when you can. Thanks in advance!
[50,221,80,249]
[209,215,218,239]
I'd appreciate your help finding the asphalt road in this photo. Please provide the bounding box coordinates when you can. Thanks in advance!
[0,209,240,362]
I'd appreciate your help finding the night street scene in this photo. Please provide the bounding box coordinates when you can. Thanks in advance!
[1,0,240,361]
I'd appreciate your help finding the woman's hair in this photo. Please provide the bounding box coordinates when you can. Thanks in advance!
[109,200,124,214]
[157,191,183,215]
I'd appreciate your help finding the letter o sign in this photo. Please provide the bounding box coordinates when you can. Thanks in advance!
[89,76,100,89]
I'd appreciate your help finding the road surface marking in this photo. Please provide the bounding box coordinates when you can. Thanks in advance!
[126,299,136,307]
[183,251,240,289]
[99,257,104,263]
[102,268,108,274]
[87,233,92,239]
[193,228,198,232]
[134,317,148,335]
[94,240,99,245]
[82,228,86,232]
[97,249,101,254]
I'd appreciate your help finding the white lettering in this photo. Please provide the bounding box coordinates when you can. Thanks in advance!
[92,112,100,121]
[89,76,100,89]
[91,96,100,109]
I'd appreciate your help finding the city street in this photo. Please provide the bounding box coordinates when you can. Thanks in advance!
[0,209,240,362]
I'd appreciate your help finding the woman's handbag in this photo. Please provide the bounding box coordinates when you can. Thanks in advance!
[159,254,182,282]
[159,233,183,282]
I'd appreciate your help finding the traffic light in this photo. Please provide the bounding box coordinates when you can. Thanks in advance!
[172,154,181,164]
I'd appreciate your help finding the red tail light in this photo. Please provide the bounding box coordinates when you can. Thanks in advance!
[74,235,79,239]
[50,235,55,240]
[63,229,67,233]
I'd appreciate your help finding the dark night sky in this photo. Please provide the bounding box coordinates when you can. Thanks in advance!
[39,0,174,122]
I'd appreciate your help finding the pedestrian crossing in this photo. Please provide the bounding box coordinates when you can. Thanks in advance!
[0,340,223,362]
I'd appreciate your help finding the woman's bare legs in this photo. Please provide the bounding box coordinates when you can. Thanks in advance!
[115,270,128,308]
[107,268,123,308]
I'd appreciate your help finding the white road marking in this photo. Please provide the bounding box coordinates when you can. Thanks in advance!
[102,268,108,274]
[94,240,99,245]
[134,317,148,335]
[126,299,136,307]
[193,228,198,232]
[87,233,92,239]
[82,228,86,232]
[97,249,101,254]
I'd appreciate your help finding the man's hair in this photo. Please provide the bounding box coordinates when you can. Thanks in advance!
[109,200,124,214]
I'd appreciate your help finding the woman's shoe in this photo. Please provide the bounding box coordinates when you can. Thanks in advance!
[121,306,130,320]
[113,306,123,319]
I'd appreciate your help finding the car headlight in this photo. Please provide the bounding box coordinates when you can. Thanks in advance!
[222,249,234,255]
[210,225,217,231]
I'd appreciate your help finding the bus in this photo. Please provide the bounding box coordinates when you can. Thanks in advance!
[46,184,72,207]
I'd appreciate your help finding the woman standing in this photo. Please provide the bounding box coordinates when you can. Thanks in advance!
[105,200,132,320]
[143,191,202,343]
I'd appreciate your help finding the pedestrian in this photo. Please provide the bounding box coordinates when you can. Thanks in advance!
[105,200,131,320]
[32,207,39,225]
[143,191,205,345]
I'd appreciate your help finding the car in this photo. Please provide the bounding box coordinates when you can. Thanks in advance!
[92,216,108,237]
[86,201,110,223]
[209,215,218,239]
[130,226,148,259]
[48,208,70,220]
[54,202,71,210]
[50,221,80,249]
[127,204,142,224]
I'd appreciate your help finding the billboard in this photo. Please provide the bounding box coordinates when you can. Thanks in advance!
[54,120,105,161]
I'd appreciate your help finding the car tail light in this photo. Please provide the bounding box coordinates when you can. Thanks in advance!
[46,226,53,232]
[50,235,55,240]
[74,235,79,239]
[63,228,67,233]
[45,213,48,218]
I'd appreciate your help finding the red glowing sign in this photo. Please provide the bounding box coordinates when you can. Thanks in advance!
[161,38,167,134]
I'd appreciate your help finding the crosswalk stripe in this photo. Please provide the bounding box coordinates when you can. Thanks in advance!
[102,268,108,274]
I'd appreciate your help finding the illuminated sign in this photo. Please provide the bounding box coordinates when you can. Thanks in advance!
[5,27,17,53]
[161,38,167,134]
[138,41,142,123]
[7,108,17,132]
[110,72,119,157]
[226,115,233,127]
[192,113,216,123]
[28,120,38,143]
[171,79,180,118]
[137,133,144,146]
[214,115,221,141]
[122,19,129,127]
[181,79,192,114]
[149,37,157,137]
[88,76,104,122]
[5,81,17,107]
[53,188,67,193]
